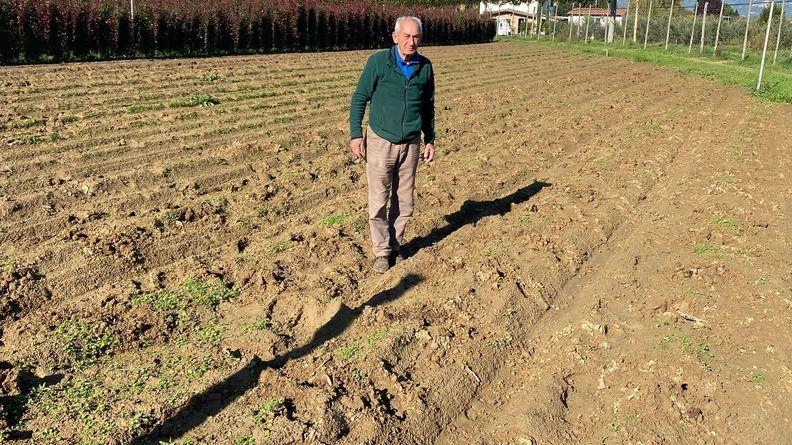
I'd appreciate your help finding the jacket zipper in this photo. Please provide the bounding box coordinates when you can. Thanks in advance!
[402,76,408,142]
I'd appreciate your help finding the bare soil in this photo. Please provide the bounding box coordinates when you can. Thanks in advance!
[1,42,790,445]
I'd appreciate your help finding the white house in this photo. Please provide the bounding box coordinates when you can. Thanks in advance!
[479,1,540,35]
[567,7,628,26]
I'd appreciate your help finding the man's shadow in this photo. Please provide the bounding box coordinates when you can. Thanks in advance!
[132,274,423,444]
[401,181,552,257]
[132,182,550,444]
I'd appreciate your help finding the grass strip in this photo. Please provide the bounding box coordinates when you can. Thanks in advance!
[499,37,792,104]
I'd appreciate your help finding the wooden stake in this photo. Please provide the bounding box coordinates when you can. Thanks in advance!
[569,3,576,41]
[553,5,559,42]
[665,0,675,50]
[758,0,776,90]
[700,2,709,53]
[689,2,699,54]
[538,2,545,39]
[644,0,653,49]
[623,2,631,45]
[714,1,725,55]
[633,3,640,44]
[577,5,584,40]
[742,0,754,60]
[773,0,786,64]
[585,3,592,43]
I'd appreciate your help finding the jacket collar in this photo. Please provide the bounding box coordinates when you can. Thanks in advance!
[388,46,424,68]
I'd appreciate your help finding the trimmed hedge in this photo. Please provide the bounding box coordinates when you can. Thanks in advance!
[0,0,496,64]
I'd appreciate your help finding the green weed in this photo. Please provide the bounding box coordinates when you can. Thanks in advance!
[201,73,221,83]
[132,277,238,312]
[320,211,350,227]
[196,325,224,345]
[127,104,164,114]
[169,94,220,108]
[25,135,44,144]
[713,214,743,235]
[54,321,118,369]
[254,397,285,424]
[10,118,42,129]
[692,242,724,259]
[336,342,361,360]
[234,436,255,445]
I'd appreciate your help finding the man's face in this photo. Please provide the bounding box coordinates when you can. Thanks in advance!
[393,19,421,58]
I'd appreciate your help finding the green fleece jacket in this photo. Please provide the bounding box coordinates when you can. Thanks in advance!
[349,46,435,145]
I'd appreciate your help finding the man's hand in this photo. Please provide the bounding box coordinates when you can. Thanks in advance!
[422,143,435,164]
[350,137,365,160]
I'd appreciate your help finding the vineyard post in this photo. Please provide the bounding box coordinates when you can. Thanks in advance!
[757,0,775,90]
[130,0,135,50]
[714,0,724,54]
[623,2,631,44]
[742,0,754,60]
[643,0,653,49]
[538,2,545,38]
[553,5,559,41]
[689,2,699,54]
[700,2,709,53]
[585,3,592,43]
[665,0,675,50]
[772,0,786,64]
[570,3,576,41]
[633,2,640,43]
[577,5,583,40]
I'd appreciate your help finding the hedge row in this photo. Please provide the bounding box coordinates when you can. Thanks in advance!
[0,0,496,64]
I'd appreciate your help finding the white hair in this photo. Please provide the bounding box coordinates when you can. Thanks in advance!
[394,16,423,35]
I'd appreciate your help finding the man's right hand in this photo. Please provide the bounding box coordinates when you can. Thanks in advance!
[350,137,365,160]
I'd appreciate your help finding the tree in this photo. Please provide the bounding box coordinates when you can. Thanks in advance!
[757,4,774,23]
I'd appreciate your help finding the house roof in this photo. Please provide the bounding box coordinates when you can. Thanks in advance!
[567,7,628,16]
[490,9,533,17]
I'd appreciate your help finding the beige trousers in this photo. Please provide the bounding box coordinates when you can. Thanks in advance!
[365,126,420,258]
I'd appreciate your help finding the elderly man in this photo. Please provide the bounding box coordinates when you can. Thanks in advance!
[349,16,436,273]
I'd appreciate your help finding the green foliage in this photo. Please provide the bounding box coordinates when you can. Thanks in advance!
[693,242,724,259]
[518,38,792,104]
[54,321,118,369]
[336,342,361,360]
[713,214,743,235]
[320,211,350,227]
[131,277,238,313]
[169,94,220,108]
[254,397,285,424]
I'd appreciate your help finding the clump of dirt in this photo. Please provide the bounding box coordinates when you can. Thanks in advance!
[0,262,49,324]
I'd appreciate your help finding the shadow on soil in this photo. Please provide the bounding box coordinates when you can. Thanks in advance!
[401,180,552,257]
[131,274,423,444]
[131,181,551,443]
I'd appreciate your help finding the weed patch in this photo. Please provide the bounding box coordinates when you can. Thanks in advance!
[132,277,238,313]
[169,94,220,108]
[713,214,744,235]
[54,321,118,369]
[693,242,724,259]
[320,211,350,227]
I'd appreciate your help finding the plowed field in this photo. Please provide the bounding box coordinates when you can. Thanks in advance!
[1,42,791,445]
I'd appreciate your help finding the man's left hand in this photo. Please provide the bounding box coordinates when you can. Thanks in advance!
[422,143,435,165]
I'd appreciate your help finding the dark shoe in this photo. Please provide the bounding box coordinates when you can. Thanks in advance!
[373,256,390,273]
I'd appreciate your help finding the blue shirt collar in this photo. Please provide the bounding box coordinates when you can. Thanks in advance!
[393,47,420,66]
